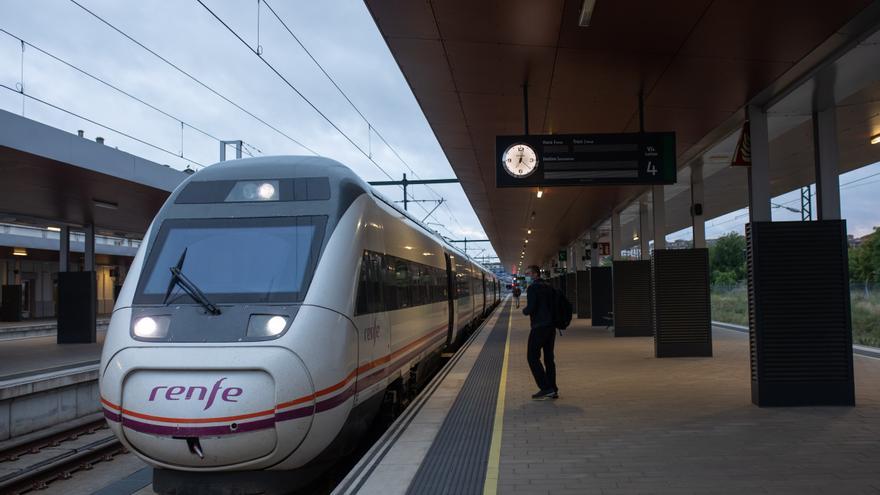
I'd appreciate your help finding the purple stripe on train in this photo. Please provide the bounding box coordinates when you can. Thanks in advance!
[101,385,355,436]
[120,415,277,436]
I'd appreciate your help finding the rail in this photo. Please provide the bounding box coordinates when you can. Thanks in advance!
[0,419,124,494]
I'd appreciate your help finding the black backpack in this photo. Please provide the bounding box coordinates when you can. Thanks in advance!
[552,288,573,331]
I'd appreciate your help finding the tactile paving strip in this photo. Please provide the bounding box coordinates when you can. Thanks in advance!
[406,302,511,494]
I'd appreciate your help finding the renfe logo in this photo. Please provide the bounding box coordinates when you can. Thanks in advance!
[148,377,243,411]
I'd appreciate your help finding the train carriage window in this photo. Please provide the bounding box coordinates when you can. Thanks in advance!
[433,269,447,302]
[356,254,369,315]
[357,250,467,313]
[393,258,411,309]
[411,261,426,306]
[456,271,470,298]
[355,251,383,315]
[419,264,430,306]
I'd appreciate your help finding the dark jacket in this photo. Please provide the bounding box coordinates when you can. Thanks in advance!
[522,278,554,330]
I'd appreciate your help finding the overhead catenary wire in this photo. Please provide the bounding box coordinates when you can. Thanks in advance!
[260,0,455,203]
[0,27,257,159]
[240,0,467,240]
[195,0,466,241]
[194,0,393,178]
[0,82,205,167]
[67,0,317,156]
[61,0,469,246]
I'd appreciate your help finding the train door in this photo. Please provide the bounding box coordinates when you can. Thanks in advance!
[444,253,455,346]
[482,274,486,315]
[470,270,476,322]
[355,251,388,399]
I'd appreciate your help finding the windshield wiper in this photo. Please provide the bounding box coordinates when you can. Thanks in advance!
[163,248,221,315]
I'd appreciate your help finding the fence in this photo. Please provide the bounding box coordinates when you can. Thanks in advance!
[710,281,880,348]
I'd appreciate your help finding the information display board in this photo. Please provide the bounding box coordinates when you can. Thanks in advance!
[496,132,676,187]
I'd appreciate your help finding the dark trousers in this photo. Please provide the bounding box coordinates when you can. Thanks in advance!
[527,326,557,392]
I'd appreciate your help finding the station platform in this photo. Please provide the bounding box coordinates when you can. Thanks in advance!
[0,321,107,444]
[0,329,105,381]
[340,298,880,495]
[0,317,109,342]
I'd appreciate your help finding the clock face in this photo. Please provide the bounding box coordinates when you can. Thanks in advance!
[502,143,538,178]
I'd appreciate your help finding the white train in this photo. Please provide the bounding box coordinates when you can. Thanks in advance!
[99,156,499,493]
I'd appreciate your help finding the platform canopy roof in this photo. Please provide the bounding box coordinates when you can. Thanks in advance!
[0,109,185,237]
[366,0,880,269]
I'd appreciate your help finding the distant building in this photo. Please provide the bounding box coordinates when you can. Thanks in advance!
[848,234,860,248]
[668,239,693,250]
[850,228,878,248]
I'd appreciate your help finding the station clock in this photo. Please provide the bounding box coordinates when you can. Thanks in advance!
[501,143,538,178]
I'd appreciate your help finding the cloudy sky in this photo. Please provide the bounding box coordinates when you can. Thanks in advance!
[0,0,495,258]
[2,0,878,261]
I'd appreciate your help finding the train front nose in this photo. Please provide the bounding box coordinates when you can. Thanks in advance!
[102,347,314,468]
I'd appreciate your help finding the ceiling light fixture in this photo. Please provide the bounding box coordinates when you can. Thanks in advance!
[527,229,532,235]
[12,247,27,256]
[536,187,543,199]
[93,199,118,210]
[47,226,61,232]
[578,0,597,27]
[871,134,880,145]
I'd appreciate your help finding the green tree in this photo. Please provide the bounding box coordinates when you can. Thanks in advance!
[709,232,746,285]
[850,231,880,294]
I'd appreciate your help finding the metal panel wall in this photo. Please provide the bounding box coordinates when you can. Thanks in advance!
[747,221,855,406]
[591,267,613,327]
[57,271,96,343]
[576,270,591,318]
[613,260,653,337]
[652,249,712,357]
[565,272,577,315]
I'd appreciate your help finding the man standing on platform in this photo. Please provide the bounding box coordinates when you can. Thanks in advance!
[522,265,558,400]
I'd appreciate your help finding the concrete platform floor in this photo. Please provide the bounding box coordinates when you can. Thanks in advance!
[0,332,104,380]
[0,316,110,331]
[501,308,880,494]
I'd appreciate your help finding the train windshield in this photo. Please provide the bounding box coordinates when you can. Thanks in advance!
[134,216,326,304]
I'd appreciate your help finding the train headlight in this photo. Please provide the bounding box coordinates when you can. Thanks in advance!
[257,182,276,199]
[132,315,171,339]
[225,180,279,202]
[247,314,290,338]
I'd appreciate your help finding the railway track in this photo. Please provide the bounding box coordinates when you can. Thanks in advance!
[0,419,126,494]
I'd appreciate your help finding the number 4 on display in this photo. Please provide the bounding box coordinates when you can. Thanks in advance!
[646,161,657,175]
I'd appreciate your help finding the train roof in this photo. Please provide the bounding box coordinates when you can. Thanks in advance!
[189,155,368,187]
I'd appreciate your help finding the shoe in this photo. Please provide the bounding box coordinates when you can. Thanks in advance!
[549,390,559,399]
[531,389,555,400]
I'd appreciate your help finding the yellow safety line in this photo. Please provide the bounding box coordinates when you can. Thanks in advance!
[483,301,512,495]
